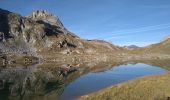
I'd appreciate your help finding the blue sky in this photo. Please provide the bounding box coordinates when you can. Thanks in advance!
[1,0,170,46]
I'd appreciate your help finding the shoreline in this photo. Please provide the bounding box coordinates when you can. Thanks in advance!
[79,72,170,100]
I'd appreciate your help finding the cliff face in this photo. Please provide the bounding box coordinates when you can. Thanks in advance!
[0,9,47,55]
[0,8,124,59]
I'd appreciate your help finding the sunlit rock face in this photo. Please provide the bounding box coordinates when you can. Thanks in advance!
[0,8,47,55]
[27,10,79,37]
[0,8,127,59]
[0,8,83,56]
[28,10,65,29]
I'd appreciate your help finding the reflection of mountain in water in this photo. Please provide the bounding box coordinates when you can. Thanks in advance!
[0,61,128,100]
[0,60,169,100]
[133,59,170,71]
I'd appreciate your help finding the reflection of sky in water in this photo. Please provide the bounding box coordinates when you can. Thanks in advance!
[60,63,167,100]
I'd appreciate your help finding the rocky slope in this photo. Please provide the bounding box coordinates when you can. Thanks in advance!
[144,38,170,54]
[128,37,170,60]
[0,8,170,63]
[0,8,125,61]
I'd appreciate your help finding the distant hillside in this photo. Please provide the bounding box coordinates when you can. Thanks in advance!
[143,38,170,54]
[124,45,140,49]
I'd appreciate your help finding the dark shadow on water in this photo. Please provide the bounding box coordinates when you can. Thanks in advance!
[0,59,169,100]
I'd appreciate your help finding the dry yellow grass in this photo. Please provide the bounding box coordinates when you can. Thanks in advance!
[79,73,170,100]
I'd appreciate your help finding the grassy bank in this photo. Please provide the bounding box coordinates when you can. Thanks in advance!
[79,73,170,100]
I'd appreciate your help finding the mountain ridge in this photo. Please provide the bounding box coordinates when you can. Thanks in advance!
[0,8,170,63]
[0,8,125,61]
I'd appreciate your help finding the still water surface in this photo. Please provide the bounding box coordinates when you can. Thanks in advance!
[60,63,167,100]
[0,62,167,100]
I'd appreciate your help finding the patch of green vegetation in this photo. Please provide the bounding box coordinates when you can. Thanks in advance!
[79,73,170,100]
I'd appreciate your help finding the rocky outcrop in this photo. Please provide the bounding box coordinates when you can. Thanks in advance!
[0,8,126,60]
[28,10,64,28]
[0,8,47,55]
[27,10,78,38]
[0,8,80,57]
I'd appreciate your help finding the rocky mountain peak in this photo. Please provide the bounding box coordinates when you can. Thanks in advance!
[28,10,64,28]
[31,10,52,18]
[0,8,125,57]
